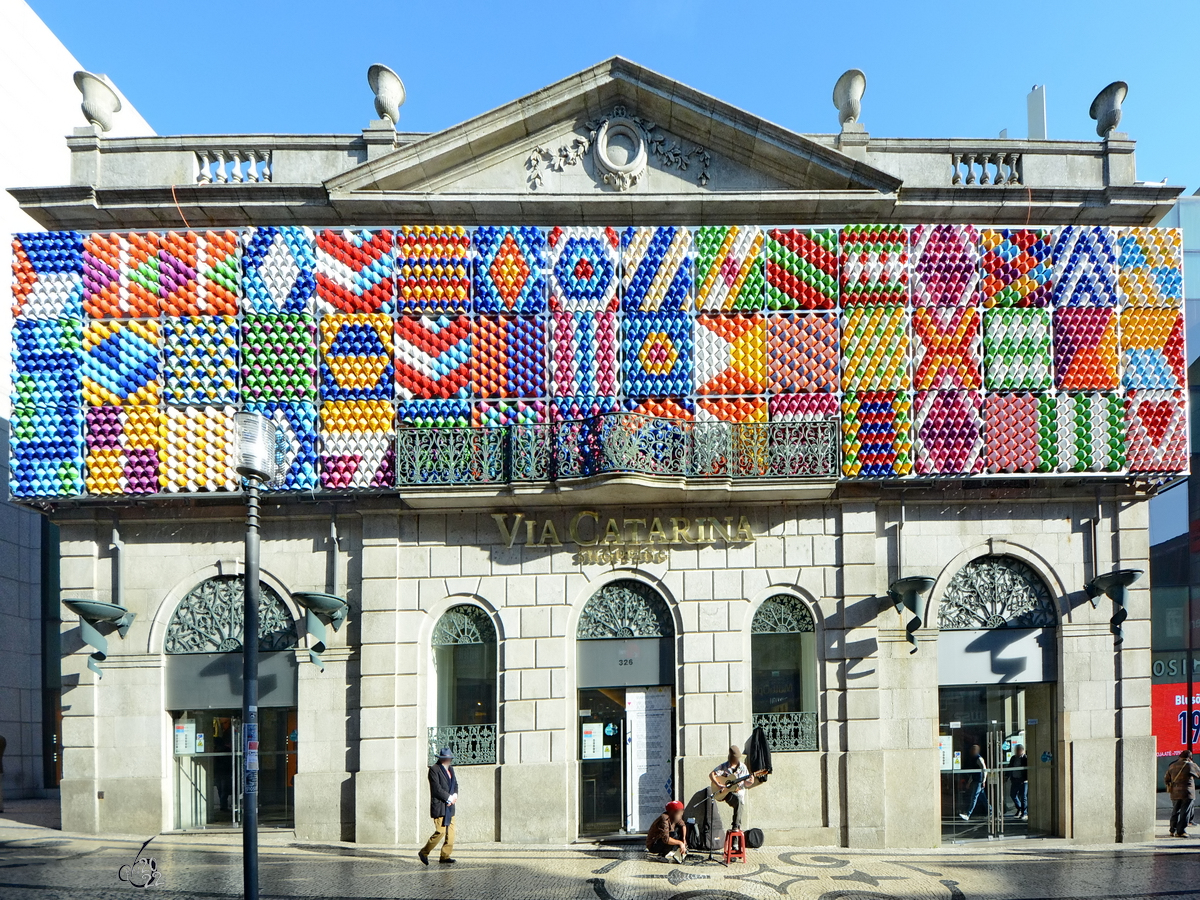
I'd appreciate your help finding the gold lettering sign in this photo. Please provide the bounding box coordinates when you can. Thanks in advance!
[491,512,756,551]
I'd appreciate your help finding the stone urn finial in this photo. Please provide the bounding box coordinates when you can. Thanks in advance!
[73,71,121,132]
[1089,81,1128,138]
[833,68,867,128]
[367,64,406,127]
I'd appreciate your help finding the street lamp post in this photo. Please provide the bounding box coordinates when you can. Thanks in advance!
[233,412,278,900]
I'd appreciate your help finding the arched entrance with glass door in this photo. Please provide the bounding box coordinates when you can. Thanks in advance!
[164,575,299,831]
[576,579,675,838]
[936,554,1059,841]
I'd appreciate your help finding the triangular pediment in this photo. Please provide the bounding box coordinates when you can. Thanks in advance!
[327,57,901,199]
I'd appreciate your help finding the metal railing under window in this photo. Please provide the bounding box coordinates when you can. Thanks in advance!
[753,711,818,752]
[396,414,839,486]
[426,724,497,766]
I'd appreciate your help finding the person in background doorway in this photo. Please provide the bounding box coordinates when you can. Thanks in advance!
[710,745,757,831]
[418,748,459,865]
[1165,749,1200,838]
[959,743,989,821]
[646,800,688,862]
[1008,744,1029,821]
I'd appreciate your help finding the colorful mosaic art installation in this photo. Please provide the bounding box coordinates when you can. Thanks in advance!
[913,390,984,475]
[241,227,316,313]
[768,393,840,421]
[474,400,547,427]
[547,227,620,312]
[1057,393,1125,472]
[320,400,395,489]
[473,316,546,398]
[839,225,908,305]
[9,405,84,498]
[697,397,768,423]
[622,312,693,397]
[983,392,1057,474]
[241,314,317,402]
[319,314,394,400]
[980,229,1053,308]
[694,226,765,312]
[983,309,1053,391]
[694,315,765,395]
[1125,390,1188,473]
[625,398,694,420]
[621,227,692,312]
[394,314,472,399]
[1053,307,1119,391]
[315,229,394,315]
[474,226,546,314]
[912,306,982,391]
[841,306,910,391]
[910,225,979,307]
[12,232,84,319]
[245,401,319,490]
[841,391,913,477]
[11,318,82,409]
[1051,226,1119,307]
[162,317,238,405]
[160,405,238,492]
[398,399,473,427]
[549,311,619,397]
[82,320,161,406]
[83,233,162,318]
[766,314,838,394]
[764,229,838,311]
[1121,307,1186,390]
[396,226,471,314]
[84,406,161,494]
[551,396,620,422]
[1118,228,1183,307]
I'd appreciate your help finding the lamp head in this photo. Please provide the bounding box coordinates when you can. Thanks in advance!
[1085,567,1143,599]
[234,411,278,482]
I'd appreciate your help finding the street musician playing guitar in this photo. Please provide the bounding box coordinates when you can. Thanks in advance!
[709,744,766,831]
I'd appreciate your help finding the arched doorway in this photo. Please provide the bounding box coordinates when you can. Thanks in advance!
[164,575,299,831]
[429,604,498,765]
[936,555,1059,841]
[576,579,674,837]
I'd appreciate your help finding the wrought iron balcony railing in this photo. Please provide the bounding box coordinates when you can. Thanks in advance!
[752,711,818,752]
[426,724,497,766]
[395,414,840,486]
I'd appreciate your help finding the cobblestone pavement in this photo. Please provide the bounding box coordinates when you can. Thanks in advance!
[0,803,1198,900]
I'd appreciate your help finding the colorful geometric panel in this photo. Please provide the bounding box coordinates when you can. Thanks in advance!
[913,390,984,475]
[319,314,394,400]
[1051,226,1118,307]
[983,392,1058,473]
[1126,390,1188,473]
[83,232,162,318]
[12,231,84,319]
[11,318,82,409]
[84,406,162,494]
[473,400,548,427]
[315,229,395,315]
[320,400,395,489]
[620,227,692,312]
[1119,228,1183,308]
[694,226,765,312]
[841,391,913,477]
[473,316,546,399]
[839,225,908,305]
[764,229,838,311]
[912,306,982,390]
[395,314,472,399]
[1057,393,1125,473]
[696,397,767,423]
[398,399,472,427]
[841,306,910,391]
[241,226,316,313]
[1053,307,1119,391]
[241,314,317,402]
[474,226,547,314]
[624,398,694,421]
[160,405,238,492]
[9,405,84,498]
[396,226,471,314]
[980,229,1053,308]
[547,226,620,312]
[162,316,238,405]
[621,312,693,398]
[155,231,241,316]
[551,396,620,422]
[983,309,1052,391]
[910,224,979,307]
[694,314,765,395]
[1121,307,1186,390]
[244,401,318,491]
[766,314,838,394]
[82,320,160,406]
[768,393,840,421]
[549,311,619,398]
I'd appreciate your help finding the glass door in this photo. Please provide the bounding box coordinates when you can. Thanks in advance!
[578,688,625,837]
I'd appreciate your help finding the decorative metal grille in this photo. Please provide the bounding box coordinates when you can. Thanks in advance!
[938,555,1058,630]
[432,605,496,646]
[427,724,497,766]
[752,711,818,751]
[578,579,673,639]
[752,594,815,634]
[164,575,297,653]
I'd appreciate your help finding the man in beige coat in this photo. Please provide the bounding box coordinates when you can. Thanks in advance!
[1165,749,1200,837]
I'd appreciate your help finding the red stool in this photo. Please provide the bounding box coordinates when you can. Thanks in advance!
[723,829,746,864]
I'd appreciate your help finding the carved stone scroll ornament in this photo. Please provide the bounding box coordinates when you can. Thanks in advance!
[432,604,497,646]
[937,555,1058,630]
[577,579,673,639]
[751,594,815,634]
[164,575,297,653]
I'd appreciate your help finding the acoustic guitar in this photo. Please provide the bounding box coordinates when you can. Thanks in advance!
[712,769,768,803]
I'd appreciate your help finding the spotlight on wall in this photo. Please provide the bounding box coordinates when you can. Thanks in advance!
[887,576,936,654]
[1084,568,1142,646]
[62,598,136,678]
[292,592,350,671]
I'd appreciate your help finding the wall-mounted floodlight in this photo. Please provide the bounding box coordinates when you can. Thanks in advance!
[62,598,135,678]
[887,576,936,654]
[1085,568,1142,646]
[292,592,350,672]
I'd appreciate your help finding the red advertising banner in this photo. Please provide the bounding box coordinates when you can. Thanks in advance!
[1153,682,1200,758]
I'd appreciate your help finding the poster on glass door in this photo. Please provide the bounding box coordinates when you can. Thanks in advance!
[625,686,673,833]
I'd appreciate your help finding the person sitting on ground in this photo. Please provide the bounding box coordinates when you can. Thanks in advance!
[646,800,688,862]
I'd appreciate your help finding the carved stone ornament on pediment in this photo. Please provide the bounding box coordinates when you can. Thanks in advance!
[525,105,712,192]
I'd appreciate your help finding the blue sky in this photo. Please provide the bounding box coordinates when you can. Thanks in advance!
[29,0,1200,191]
